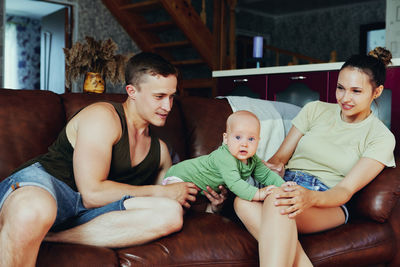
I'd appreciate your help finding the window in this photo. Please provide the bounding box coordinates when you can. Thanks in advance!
[360,22,385,54]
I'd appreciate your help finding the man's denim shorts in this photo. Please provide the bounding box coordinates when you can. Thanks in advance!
[0,162,133,232]
[283,169,349,224]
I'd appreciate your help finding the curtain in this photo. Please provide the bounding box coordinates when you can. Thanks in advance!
[5,15,41,90]
[4,22,19,89]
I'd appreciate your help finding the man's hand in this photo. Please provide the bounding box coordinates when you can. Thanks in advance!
[164,182,200,208]
[204,185,228,213]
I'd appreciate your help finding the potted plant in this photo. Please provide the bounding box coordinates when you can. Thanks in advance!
[64,36,130,93]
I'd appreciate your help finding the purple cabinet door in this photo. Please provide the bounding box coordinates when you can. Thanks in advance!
[267,71,329,107]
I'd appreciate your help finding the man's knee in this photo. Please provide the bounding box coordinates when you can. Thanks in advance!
[122,197,183,236]
[157,199,183,235]
[1,187,56,235]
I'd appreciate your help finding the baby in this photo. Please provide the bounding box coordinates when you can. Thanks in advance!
[163,110,295,204]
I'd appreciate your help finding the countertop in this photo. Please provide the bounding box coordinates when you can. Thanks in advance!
[212,58,400,77]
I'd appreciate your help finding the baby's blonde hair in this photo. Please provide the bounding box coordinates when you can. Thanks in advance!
[226,110,260,133]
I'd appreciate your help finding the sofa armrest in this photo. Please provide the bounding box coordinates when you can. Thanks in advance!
[389,199,400,267]
[350,158,400,222]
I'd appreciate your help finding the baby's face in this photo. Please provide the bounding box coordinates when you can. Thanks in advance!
[223,118,260,163]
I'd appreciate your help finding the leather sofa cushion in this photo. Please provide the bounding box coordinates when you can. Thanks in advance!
[301,219,395,266]
[116,212,259,266]
[37,242,118,267]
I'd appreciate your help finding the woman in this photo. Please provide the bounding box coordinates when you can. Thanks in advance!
[234,47,396,267]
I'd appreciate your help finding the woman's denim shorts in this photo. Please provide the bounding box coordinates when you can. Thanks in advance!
[0,162,133,232]
[284,169,349,224]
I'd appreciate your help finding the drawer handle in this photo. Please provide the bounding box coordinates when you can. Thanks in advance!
[233,78,248,83]
[290,76,307,80]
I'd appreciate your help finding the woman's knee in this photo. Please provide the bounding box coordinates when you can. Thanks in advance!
[261,192,291,219]
[233,196,247,213]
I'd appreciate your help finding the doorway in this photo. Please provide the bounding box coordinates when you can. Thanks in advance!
[4,0,75,93]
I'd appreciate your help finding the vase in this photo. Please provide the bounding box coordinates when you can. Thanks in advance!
[83,72,105,93]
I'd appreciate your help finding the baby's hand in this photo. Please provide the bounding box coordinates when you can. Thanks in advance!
[264,185,278,194]
[283,181,297,187]
[281,181,297,192]
[253,185,277,201]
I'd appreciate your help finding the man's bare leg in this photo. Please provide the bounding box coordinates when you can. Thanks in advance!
[45,197,183,247]
[0,186,57,267]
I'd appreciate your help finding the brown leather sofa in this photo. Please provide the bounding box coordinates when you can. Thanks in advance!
[0,88,399,267]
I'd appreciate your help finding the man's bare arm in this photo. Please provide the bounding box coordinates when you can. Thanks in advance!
[70,104,198,208]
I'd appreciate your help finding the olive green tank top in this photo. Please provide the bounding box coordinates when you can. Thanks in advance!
[18,102,161,191]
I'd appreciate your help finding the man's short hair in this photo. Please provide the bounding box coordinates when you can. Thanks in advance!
[125,52,179,87]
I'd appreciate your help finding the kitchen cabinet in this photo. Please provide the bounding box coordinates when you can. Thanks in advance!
[216,74,267,99]
[384,67,400,154]
[267,71,329,107]
[214,64,400,155]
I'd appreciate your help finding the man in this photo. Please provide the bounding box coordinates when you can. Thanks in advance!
[0,52,225,267]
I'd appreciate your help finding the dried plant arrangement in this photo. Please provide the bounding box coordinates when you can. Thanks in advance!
[64,36,131,89]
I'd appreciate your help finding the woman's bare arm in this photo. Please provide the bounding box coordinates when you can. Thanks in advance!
[265,126,304,176]
[274,157,386,218]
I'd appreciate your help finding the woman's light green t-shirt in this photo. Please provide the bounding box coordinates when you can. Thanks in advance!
[286,101,395,188]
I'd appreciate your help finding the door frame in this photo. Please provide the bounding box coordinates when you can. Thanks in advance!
[38,0,78,92]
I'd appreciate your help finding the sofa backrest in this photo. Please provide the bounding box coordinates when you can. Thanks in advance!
[179,97,233,158]
[0,89,66,180]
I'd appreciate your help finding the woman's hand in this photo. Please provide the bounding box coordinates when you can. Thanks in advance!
[203,185,228,213]
[273,184,316,218]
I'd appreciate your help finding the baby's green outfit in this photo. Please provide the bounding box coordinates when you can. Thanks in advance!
[164,144,284,201]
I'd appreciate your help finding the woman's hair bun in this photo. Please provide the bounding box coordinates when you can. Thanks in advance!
[368,47,392,67]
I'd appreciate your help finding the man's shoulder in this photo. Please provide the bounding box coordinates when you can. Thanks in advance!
[72,102,122,137]
[85,101,118,113]
[82,102,121,124]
